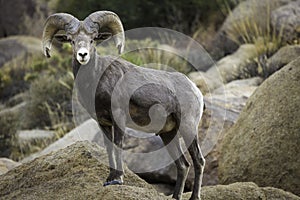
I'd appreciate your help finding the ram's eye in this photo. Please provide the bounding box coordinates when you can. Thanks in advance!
[90,40,93,44]
[71,40,75,45]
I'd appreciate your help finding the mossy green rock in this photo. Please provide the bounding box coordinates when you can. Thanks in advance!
[219,58,300,195]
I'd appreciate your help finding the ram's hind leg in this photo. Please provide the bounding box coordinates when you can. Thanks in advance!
[160,129,190,200]
[181,128,205,200]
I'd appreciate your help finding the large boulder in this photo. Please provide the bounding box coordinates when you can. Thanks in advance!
[183,182,300,200]
[271,0,300,44]
[189,44,259,94]
[16,129,56,157]
[0,141,169,200]
[265,45,300,76]
[21,119,102,163]
[0,36,42,68]
[0,0,47,38]
[0,0,36,37]
[0,158,20,175]
[219,58,300,195]
[206,44,258,83]
[208,0,291,59]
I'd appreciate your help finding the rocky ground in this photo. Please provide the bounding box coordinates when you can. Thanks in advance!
[1,141,299,200]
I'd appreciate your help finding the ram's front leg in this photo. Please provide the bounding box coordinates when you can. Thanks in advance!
[101,125,117,186]
[101,124,124,186]
[112,124,125,183]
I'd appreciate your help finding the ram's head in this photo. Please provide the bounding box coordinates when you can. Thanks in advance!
[42,11,125,65]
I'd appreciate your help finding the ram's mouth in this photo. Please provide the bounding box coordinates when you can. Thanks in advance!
[78,59,89,65]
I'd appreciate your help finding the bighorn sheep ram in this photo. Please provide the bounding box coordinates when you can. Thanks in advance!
[42,11,205,200]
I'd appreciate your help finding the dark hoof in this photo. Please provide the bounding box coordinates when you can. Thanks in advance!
[103,180,123,186]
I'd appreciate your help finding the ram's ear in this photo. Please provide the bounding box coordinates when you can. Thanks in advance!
[54,34,71,43]
[95,32,112,42]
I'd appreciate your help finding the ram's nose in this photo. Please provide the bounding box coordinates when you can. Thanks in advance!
[76,48,90,65]
[79,52,88,59]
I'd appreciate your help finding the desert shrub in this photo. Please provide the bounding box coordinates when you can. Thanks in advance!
[0,110,19,158]
[22,72,73,131]
[0,55,30,101]
[0,49,75,135]
[215,0,294,79]
[224,1,286,56]
[0,43,73,101]
[98,38,193,74]
[20,5,48,38]
[0,53,74,160]
[124,48,193,74]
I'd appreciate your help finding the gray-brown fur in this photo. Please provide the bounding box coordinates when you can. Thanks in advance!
[42,11,205,200]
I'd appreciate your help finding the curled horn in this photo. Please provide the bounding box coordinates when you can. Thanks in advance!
[84,11,125,54]
[42,13,80,58]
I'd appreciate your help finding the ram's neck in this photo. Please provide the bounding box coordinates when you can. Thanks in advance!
[72,58,80,78]
[72,50,97,79]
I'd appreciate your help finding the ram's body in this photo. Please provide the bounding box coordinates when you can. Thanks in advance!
[42,11,205,200]
[74,54,203,133]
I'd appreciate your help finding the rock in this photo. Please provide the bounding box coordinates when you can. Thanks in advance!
[17,130,55,141]
[0,158,20,175]
[208,0,291,59]
[0,36,42,68]
[0,0,35,37]
[198,77,262,185]
[188,71,223,94]
[21,119,102,163]
[271,1,300,43]
[189,44,259,94]
[266,45,300,76]
[207,44,258,83]
[0,141,169,200]
[123,129,169,174]
[22,117,175,195]
[219,58,300,195]
[182,182,300,200]
[0,0,47,38]
[213,77,263,98]
[261,187,300,200]
[6,92,28,107]
[152,183,174,196]
[22,117,173,188]
[190,77,262,187]
[16,129,56,155]
[0,102,27,118]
